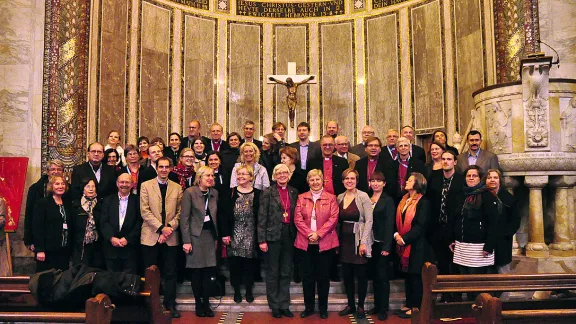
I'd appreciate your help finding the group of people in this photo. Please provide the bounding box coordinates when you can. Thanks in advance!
[23,119,520,321]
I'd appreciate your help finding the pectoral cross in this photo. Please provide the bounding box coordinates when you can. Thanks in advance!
[267,62,317,128]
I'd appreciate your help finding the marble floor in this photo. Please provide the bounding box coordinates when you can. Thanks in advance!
[172,311,412,323]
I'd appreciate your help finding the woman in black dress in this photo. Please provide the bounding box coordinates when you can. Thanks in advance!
[33,176,74,272]
[71,178,104,268]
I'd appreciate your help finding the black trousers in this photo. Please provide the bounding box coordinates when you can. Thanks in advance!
[430,234,453,276]
[264,224,294,310]
[142,244,178,308]
[299,246,335,312]
[105,252,139,275]
[457,265,493,301]
[371,243,391,312]
[229,256,255,289]
[188,267,216,311]
[342,262,368,309]
[404,273,423,308]
[35,248,70,273]
[72,241,105,269]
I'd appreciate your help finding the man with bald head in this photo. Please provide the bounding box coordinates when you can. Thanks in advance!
[350,125,375,158]
[100,173,142,274]
[325,120,339,138]
[334,135,360,169]
[380,129,400,164]
[400,125,426,163]
[180,120,210,151]
[205,122,230,152]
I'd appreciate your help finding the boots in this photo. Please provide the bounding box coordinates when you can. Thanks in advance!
[233,286,242,303]
[245,286,254,303]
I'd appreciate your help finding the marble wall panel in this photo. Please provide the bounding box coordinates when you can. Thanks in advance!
[539,0,576,79]
[411,0,444,131]
[228,22,262,135]
[454,0,484,133]
[98,0,129,142]
[274,25,308,129]
[365,13,400,134]
[139,2,171,139]
[320,21,355,141]
[183,14,216,133]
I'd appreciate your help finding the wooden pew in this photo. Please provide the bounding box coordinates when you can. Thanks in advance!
[0,265,170,324]
[0,293,113,323]
[413,262,576,324]
[474,293,576,324]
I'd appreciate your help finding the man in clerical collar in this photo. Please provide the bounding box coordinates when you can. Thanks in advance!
[383,136,426,202]
[334,135,360,169]
[180,119,209,151]
[381,129,399,163]
[206,122,230,152]
[354,136,387,193]
[307,135,348,195]
[242,120,262,149]
[350,125,375,158]
[289,122,320,171]
[400,125,426,163]
[456,130,500,174]
[140,157,183,318]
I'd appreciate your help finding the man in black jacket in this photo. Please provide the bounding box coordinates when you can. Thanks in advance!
[71,142,117,200]
[354,136,387,193]
[289,122,321,171]
[306,135,349,196]
[401,125,426,163]
[99,174,142,274]
[180,119,210,151]
[24,160,65,251]
[425,151,464,301]
[241,120,262,149]
[204,123,230,152]
[383,137,426,204]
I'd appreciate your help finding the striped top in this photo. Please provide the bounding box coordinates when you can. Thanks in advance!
[453,241,494,267]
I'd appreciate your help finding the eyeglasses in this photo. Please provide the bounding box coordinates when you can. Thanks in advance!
[466,174,479,178]
[321,144,334,147]
[237,172,251,176]
[182,155,195,159]
[366,144,380,148]
[276,171,290,175]
[90,150,103,154]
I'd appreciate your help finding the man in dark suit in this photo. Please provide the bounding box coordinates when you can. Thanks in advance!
[204,122,230,152]
[242,120,262,149]
[350,125,375,158]
[307,135,349,196]
[289,122,320,171]
[71,142,117,199]
[100,173,142,274]
[138,144,178,192]
[401,125,426,163]
[24,159,65,251]
[456,130,500,174]
[380,129,399,164]
[180,119,210,151]
[383,136,426,203]
[354,136,387,193]
[425,151,464,301]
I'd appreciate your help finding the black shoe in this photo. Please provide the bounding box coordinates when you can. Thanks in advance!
[378,312,389,321]
[204,308,214,317]
[338,306,355,316]
[368,307,379,315]
[356,307,366,319]
[245,292,254,303]
[393,307,409,315]
[169,308,181,318]
[320,311,328,319]
[280,309,294,318]
[330,274,341,282]
[300,309,315,318]
[195,309,205,317]
[234,291,242,303]
[272,309,282,318]
[397,309,412,319]
[255,275,264,282]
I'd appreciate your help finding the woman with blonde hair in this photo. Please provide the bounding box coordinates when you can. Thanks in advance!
[230,142,270,190]
[171,148,196,190]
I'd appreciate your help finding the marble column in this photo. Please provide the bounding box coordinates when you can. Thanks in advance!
[504,176,523,256]
[571,188,576,246]
[524,175,549,257]
[549,176,576,256]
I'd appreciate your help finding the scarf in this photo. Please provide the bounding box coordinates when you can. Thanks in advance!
[395,193,423,272]
[462,183,486,211]
[81,196,98,245]
[195,152,206,161]
[172,163,196,189]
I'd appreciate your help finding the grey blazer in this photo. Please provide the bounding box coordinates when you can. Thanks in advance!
[257,184,299,243]
[180,186,219,243]
[337,189,374,257]
[456,149,500,174]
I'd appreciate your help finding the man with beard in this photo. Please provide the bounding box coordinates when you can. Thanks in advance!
[456,130,500,174]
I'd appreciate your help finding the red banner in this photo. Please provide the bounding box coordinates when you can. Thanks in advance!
[0,157,29,232]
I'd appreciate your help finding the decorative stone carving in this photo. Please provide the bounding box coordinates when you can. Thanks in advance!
[560,96,576,151]
[486,101,512,153]
[498,152,576,173]
[524,175,549,257]
[452,133,462,153]
[522,63,551,149]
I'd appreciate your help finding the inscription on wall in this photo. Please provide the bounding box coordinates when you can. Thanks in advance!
[170,0,209,10]
[237,0,345,18]
[372,0,409,9]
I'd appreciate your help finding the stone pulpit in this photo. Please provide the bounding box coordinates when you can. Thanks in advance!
[472,54,576,273]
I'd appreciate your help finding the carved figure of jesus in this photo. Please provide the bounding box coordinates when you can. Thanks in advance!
[268,76,315,128]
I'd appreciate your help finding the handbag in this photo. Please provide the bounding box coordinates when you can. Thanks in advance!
[204,274,225,298]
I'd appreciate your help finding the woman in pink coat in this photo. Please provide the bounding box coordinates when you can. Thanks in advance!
[294,169,339,320]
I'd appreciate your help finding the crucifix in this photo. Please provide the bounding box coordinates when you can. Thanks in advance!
[267,62,316,128]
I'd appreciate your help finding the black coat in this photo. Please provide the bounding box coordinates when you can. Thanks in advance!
[220,187,261,238]
[495,189,520,266]
[70,198,103,266]
[425,171,465,242]
[383,157,427,200]
[203,138,231,153]
[257,184,299,243]
[25,175,49,246]
[71,163,117,200]
[259,151,280,183]
[400,197,431,274]
[33,196,75,253]
[180,135,210,151]
[453,188,499,254]
[99,193,142,259]
[163,147,181,166]
[371,192,395,253]
[289,141,321,170]
[354,156,387,193]
[213,168,231,200]
[221,148,240,176]
[241,138,262,150]
[307,155,349,195]
[288,167,309,194]
[411,145,426,164]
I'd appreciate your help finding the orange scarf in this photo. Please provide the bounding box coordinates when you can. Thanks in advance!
[395,193,423,271]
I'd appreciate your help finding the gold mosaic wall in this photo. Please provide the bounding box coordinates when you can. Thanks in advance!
[87,0,497,144]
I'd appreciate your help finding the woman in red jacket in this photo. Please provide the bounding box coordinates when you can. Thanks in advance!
[294,169,339,320]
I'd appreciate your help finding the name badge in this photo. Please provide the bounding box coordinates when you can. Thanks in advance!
[204,215,210,222]
[63,223,68,230]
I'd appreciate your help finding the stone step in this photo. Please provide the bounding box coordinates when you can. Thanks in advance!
[177,279,406,295]
[175,292,407,312]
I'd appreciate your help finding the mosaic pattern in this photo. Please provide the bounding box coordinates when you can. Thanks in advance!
[43,0,91,176]
[493,0,540,83]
